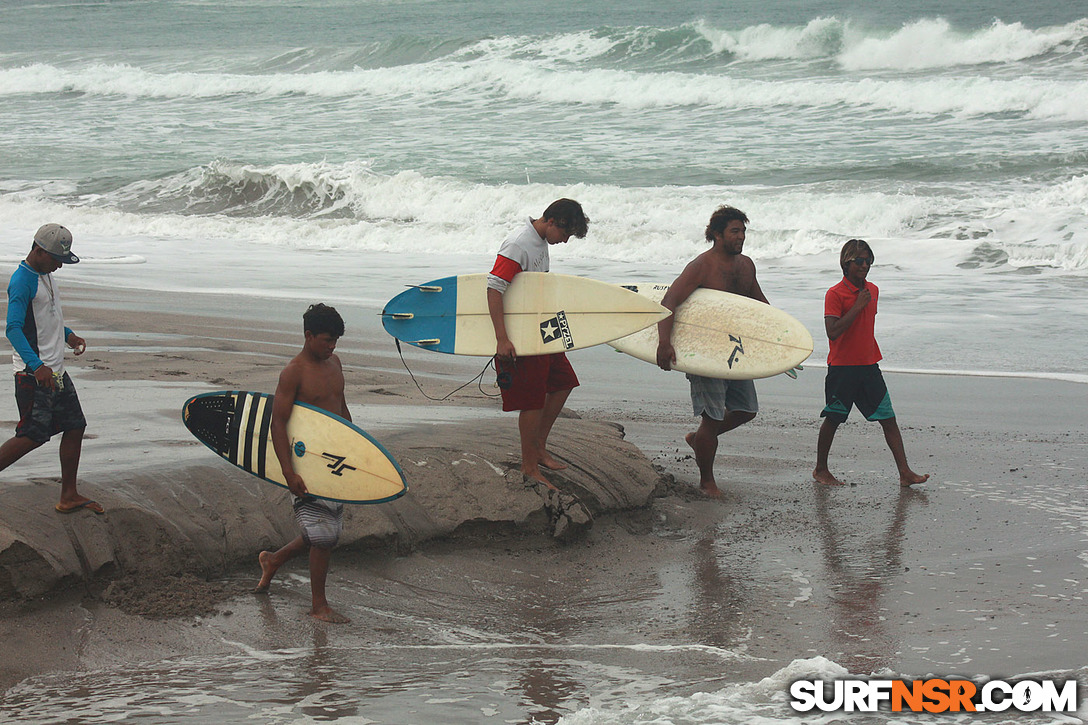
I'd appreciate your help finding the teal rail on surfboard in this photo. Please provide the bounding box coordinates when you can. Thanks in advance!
[182,390,408,504]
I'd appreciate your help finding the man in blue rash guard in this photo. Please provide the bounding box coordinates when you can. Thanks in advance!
[2,224,99,514]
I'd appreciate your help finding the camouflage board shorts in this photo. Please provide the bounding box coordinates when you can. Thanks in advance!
[14,371,87,443]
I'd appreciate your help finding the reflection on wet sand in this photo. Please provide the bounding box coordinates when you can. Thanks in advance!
[813,485,929,672]
[516,663,580,725]
[253,591,362,720]
[506,572,585,724]
[690,533,749,650]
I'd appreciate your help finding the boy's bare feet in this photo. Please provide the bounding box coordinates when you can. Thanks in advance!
[523,467,559,490]
[699,481,723,498]
[686,433,723,498]
[253,551,277,593]
[813,469,846,486]
[540,453,567,471]
[900,470,930,487]
[311,606,350,623]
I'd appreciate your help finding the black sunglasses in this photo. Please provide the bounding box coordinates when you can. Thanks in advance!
[849,257,873,266]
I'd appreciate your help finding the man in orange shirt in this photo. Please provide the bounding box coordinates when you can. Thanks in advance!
[812,239,929,488]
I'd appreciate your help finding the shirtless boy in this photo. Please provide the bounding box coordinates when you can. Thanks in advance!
[656,205,769,498]
[486,199,589,487]
[255,303,351,623]
[812,239,929,488]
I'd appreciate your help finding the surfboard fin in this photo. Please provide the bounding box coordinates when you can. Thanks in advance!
[385,312,414,319]
[406,284,442,292]
[411,339,441,346]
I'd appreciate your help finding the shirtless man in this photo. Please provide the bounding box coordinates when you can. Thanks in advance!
[255,303,351,623]
[812,239,929,488]
[656,205,768,498]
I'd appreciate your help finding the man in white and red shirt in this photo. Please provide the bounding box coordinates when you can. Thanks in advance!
[486,199,589,487]
[812,238,929,488]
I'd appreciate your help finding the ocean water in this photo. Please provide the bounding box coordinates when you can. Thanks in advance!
[2,0,1087,380]
[2,1,1088,723]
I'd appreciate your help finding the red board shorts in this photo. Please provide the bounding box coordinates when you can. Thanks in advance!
[496,352,579,412]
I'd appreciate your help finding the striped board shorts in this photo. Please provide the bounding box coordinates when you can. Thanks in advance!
[292,496,344,549]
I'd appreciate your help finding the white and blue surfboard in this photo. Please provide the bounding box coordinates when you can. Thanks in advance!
[381,272,668,357]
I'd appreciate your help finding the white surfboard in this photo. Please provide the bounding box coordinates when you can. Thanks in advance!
[183,391,407,504]
[381,272,669,356]
[609,284,813,379]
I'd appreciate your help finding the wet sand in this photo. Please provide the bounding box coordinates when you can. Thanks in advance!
[1,281,1086,710]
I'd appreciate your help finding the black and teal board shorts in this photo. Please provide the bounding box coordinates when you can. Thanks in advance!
[821,364,895,423]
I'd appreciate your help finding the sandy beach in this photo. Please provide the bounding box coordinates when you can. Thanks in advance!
[1,281,1086,722]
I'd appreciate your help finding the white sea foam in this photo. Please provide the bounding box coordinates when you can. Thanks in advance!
[82,163,1088,272]
[3,57,1087,121]
[695,17,848,60]
[555,657,844,725]
[0,177,1078,276]
[556,657,1088,725]
[839,18,1088,70]
[375,642,751,660]
[876,366,1088,385]
[451,17,1088,70]
[2,161,1085,277]
[693,16,1088,68]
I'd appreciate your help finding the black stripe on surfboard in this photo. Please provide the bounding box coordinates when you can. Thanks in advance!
[227,393,242,463]
[231,392,251,467]
[242,392,262,472]
[256,394,273,479]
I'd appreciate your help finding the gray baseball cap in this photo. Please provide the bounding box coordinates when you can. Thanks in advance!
[34,223,79,264]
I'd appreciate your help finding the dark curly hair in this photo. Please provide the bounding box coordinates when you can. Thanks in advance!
[303,303,345,338]
[704,205,749,242]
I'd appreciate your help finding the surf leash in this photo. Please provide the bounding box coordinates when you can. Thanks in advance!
[394,338,501,401]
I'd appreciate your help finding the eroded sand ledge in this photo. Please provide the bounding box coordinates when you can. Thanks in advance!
[0,417,666,600]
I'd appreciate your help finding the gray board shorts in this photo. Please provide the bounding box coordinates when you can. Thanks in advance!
[687,374,758,420]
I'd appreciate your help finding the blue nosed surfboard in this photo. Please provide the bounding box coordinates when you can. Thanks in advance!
[381,272,669,356]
